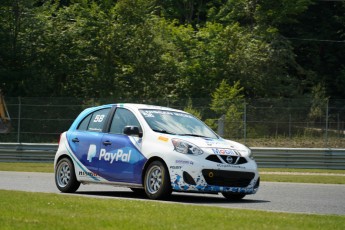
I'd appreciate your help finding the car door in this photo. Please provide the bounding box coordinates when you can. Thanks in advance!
[97,107,146,184]
[67,107,111,179]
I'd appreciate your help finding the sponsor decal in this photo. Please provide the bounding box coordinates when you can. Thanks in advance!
[88,127,102,132]
[86,144,132,164]
[216,164,245,169]
[141,110,193,118]
[175,160,194,165]
[206,141,213,146]
[158,136,169,142]
[212,148,239,156]
[79,171,98,177]
[170,166,182,169]
[205,140,226,146]
[99,149,131,163]
[87,144,97,162]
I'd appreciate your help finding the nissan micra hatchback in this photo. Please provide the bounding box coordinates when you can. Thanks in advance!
[54,103,260,200]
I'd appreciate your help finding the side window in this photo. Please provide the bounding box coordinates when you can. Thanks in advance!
[110,108,141,134]
[88,108,110,132]
[77,108,110,132]
[77,114,92,131]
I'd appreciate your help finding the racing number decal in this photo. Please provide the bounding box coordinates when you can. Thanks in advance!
[93,115,105,123]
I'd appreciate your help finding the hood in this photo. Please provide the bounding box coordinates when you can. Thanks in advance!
[176,136,247,151]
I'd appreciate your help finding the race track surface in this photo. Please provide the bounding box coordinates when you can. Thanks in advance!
[1,171,344,215]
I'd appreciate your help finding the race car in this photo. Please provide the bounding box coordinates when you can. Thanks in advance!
[54,103,260,200]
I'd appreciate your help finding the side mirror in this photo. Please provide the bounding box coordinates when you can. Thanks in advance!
[123,126,142,137]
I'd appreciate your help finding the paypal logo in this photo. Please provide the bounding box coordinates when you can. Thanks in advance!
[99,149,131,163]
[86,144,132,164]
[87,144,97,162]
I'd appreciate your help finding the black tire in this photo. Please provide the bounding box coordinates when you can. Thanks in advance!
[55,157,80,193]
[144,161,172,200]
[222,192,246,201]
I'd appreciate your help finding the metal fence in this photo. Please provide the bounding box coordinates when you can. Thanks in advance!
[1,143,344,169]
[0,97,344,148]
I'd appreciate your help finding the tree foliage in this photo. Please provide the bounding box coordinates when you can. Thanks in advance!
[0,0,344,102]
[209,80,244,137]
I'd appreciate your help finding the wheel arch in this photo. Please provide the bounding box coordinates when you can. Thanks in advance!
[55,154,73,170]
[141,156,170,186]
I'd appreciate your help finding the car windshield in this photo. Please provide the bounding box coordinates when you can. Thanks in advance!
[140,109,218,139]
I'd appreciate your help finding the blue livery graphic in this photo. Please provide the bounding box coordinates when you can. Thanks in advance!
[54,104,260,200]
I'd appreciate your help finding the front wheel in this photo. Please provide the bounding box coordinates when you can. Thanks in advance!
[55,157,80,193]
[144,161,171,200]
[222,192,246,201]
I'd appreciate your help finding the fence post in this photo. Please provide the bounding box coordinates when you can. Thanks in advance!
[243,100,247,144]
[217,115,225,137]
[17,97,21,143]
[325,99,329,146]
[337,113,340,138]
[289,113,292,139]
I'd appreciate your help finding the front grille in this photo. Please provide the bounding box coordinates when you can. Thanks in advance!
[202,169,254,187]
[206,155,222,163]
[206,155,248,164]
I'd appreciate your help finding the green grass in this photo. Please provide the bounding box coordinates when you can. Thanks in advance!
[1,162,345,184]
[259,168,345,184]
[260,174,345,184]
[0,162,54,173]
[260,168,345,174]
[0,190,344,230]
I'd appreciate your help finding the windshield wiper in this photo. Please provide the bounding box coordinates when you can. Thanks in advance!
[178,133,208,138]
[152,129,176,135]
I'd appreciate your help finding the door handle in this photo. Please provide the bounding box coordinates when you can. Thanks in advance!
[72,138,79,143]
[103,141,112,146]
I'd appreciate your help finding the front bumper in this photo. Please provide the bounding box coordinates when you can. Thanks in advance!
[168,155,260,194]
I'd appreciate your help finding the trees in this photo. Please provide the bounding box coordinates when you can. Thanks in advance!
[0,0,344,100]
[0,0,40,95]
[208,80,244,138]
[279,1,345,99]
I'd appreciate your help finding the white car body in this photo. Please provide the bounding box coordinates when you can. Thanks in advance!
[54,103,259,200]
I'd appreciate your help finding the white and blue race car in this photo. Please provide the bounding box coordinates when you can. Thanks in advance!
[54,103,260,200]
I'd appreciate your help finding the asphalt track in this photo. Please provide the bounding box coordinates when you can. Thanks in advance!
[1,171,344,216]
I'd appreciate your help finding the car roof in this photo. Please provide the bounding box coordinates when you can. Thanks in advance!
[69,103,187,131]
[77,103,187,118]
[116,103,184,112]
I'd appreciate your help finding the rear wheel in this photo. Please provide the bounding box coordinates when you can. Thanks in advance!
[55,157,80,193]
[222,192,246,201]
[144,161,171,200]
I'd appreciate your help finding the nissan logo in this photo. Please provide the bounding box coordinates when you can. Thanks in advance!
[226,156,233,164]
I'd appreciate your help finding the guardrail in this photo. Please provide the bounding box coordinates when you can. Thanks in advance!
[0,143,345,169]
[0,143,57,163]
[253,147,345,169]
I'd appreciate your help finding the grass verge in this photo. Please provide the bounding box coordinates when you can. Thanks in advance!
[260,174,345,184]
[259,168,345,184]
[0,162,54,173]
[0,190,344,230]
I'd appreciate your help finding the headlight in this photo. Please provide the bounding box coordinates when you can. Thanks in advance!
[247,147,253,159]
[238,146,253,159]
[171,139,203,155]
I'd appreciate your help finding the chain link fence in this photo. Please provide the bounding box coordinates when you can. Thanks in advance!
[0,97,344,148]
